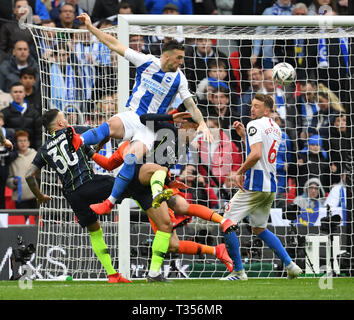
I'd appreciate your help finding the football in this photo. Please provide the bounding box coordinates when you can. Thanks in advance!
[272,62,296,86]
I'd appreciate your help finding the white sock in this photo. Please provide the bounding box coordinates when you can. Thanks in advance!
[108,195,117,204]
[148,270,160,277]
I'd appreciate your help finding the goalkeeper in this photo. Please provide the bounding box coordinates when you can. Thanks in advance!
[25,109,130,284]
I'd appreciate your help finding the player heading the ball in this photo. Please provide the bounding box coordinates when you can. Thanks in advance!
[66,13,212,216]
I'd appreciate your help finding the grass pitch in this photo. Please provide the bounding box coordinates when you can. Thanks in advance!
[0,278,353,300]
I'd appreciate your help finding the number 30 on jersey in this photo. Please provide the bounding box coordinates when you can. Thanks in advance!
[48,140,78,174]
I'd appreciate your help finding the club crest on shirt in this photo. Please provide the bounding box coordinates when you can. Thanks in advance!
[248,126,257,136]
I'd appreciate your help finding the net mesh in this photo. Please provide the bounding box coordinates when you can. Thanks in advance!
[27,21,352,279]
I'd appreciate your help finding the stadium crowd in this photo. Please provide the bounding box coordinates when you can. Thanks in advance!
[0,0,350,227]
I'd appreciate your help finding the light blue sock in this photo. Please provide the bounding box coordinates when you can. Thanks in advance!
[110,154,137,203]
[224,231,243,272]
[82,122,110,145]
[258,229,292,267]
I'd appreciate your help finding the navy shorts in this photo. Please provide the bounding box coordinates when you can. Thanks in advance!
[63,174,115,228]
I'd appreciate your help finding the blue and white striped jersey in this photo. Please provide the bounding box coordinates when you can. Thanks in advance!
[124,48,192,115]
[244,117,282,192]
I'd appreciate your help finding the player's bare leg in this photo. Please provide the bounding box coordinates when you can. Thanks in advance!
[87,221,131,283]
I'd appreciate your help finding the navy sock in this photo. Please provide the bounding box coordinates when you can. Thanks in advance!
[258,229,292,267]
[110,154,137,201]
[82,122,110,145]
[224,231,243,272]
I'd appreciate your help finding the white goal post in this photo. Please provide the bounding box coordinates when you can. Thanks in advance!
[25,13,354,280]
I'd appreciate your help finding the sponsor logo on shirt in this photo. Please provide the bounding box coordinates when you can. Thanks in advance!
[248,126,257,136]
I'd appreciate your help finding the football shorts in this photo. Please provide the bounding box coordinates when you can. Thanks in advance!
[223,189,275,228]
[113,110,155,151]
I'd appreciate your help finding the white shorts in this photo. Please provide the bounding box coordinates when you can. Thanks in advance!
[223,190,275,228]
[113,110,155,151]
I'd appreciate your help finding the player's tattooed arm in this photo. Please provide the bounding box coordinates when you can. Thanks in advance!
[183,97,212,142]
[25,164,52,204]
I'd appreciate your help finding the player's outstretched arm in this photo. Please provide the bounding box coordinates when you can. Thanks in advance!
[25,164,52,204]
[183,97,212,142]
[77,13,127,56]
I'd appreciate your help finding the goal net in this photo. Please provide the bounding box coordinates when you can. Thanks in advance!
[26,14,353,280]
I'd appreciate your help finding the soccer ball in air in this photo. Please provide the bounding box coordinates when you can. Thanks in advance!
[272,62,296,86]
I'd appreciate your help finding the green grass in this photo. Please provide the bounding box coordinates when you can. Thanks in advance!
[0,278,353,300]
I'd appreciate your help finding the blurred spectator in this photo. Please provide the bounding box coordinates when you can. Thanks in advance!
[313,11,349,102]
[42,0,53,12]
[50,0,87,26]
[91,19,115,67]
[0,40,40,93]
[0,0,36,62]
[307,0,337,15]
[251,0,293,69]
[64,104,84,125]
[196,58,230,109]
[146,0,193,14]
[184,37,232,93]
[91,0,147,22]
[308,83,342,139]
[288,80,319,150]
[6,130,38,212]
[218,171,238,207]
[149,4,184,57]
[19,67,41,113]
[177,163,218,208]
[29,0,51,24]
[271,111,293,210]
[127,30,149,92]
[327,114,349,182]
[232,0,274,15]
[232,0,274,86]
[295,134,331,194]
[118,1,133,14]
[202,85,239,138]
[337,0,348,15]
[325,173,346,223]
[292,178,326,226]
[238,67,264,127]
[192,0,217,14]
[97,93,118,117]
[0,90,12,110]
[55,3,78,28]
[260,69,288,121]
[1,82,42,149]
[197,117,242,187]
[0,112,17,209]
[46,42,84,111]
[0,0,13,29]
[274,3,318,82]
[72,22,96,104]
[215,0,234,15]
[39,19,57,59]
